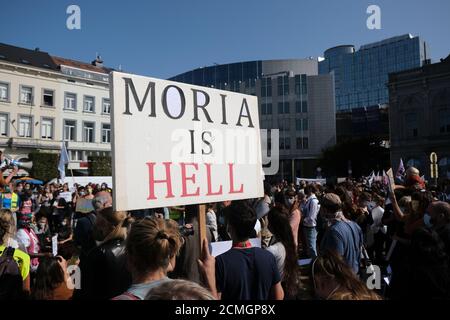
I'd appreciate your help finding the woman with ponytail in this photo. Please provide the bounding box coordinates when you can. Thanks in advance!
[113,216,182,300]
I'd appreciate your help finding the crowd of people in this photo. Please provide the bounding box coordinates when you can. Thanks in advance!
[1,162,450,300]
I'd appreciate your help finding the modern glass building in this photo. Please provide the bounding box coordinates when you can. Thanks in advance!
[170,59,336,181]
[319,34,429,112]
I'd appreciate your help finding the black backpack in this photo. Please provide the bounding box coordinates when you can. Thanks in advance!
[0,247,24,300]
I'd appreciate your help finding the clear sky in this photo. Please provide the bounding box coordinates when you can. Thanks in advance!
[1,0,449,79]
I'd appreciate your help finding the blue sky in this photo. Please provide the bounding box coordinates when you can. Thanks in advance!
[1,0,449,79]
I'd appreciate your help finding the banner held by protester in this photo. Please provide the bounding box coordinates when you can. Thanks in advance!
[110,72,264,211]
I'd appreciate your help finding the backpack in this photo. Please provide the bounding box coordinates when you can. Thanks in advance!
[0,247,24,300]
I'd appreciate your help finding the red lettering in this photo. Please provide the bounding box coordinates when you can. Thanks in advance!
[146,162,175,200]
[205,163,223,196]
[228,163,244,194]
[180,162,200,197]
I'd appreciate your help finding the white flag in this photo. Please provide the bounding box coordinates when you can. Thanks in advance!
[58,142,69,180]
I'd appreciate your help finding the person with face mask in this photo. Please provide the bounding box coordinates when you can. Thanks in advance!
[32,214,51,250]
[319,193,363,274]
[311,250,380,300]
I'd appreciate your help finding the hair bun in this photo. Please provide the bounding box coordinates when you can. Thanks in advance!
[157,231,169,240]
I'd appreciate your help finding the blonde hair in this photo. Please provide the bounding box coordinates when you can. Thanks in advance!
[0,209,15,245]
[126,217,181,275]
[145,279,216,300]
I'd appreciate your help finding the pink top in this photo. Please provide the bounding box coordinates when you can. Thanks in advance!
[289,208,301,249]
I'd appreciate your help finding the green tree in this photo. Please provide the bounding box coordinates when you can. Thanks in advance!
[28,152,60,182]
[88,155,112,176]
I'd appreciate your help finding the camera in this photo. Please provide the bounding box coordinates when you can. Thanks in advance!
[179,225,194,237]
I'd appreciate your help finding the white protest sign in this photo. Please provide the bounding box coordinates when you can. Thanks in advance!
[210,238,261,257]
[110,72,264,211]
[52,234,58,257]
[386,168,395,193]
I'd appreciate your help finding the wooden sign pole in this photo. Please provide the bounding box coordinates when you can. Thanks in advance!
[198,204,207,252]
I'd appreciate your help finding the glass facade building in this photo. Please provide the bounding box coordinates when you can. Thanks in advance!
[170,59,336,180]
[319,34,428,111]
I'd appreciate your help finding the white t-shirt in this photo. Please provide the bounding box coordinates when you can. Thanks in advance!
[16,229,40,255]
[266,241,286,278]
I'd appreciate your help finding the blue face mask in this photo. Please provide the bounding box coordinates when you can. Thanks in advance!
[423,213,433,228]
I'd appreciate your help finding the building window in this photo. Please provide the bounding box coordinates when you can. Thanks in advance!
[18,115,32,137]
[303,137,309,149]
[295,101,308,113]
[303,118,308,131]
[301,74,307,94]
[0,113,8,136]
[302,101,308,113]
[83,96,95,113]
[281,137,290,150]
[42,89,54,107]
[101,123,111,143]
[439,110,450,134]
[63,120,76,141]
[19,86,33,104]
[277,102,290,114]
[279,137,290,150]
[261,103,272,115]
[261,78,272,97]
[0,82,9,102]
[296,137,302,149]
[277,76,289,96]
[296,118,308,131]
[83,122,95,143]
[295,74,307,95]
[102,98,111,114]
[405,113,418,137]
[40,118,53,139]
[64,92,77,110]
[279,119,290,132]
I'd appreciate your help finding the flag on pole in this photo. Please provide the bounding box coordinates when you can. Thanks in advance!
[396,158,405,178]
[368,171,375,187]
[58,141,69,181]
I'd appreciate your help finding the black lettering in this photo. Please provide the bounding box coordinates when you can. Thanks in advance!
[202,131,213,155]
[161,85,186,119]
[236,98,254,127]
[122,77,155,116]
[192,89,212,122]
[189,129,195,154]
[220,94,228,125]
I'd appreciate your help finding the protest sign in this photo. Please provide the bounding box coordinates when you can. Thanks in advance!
[52,235,58,257]
[386,168,395,193]
[75,198,95,213]
[210,238,261,257]
[110,72,264,211]
[58,191,72,203]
